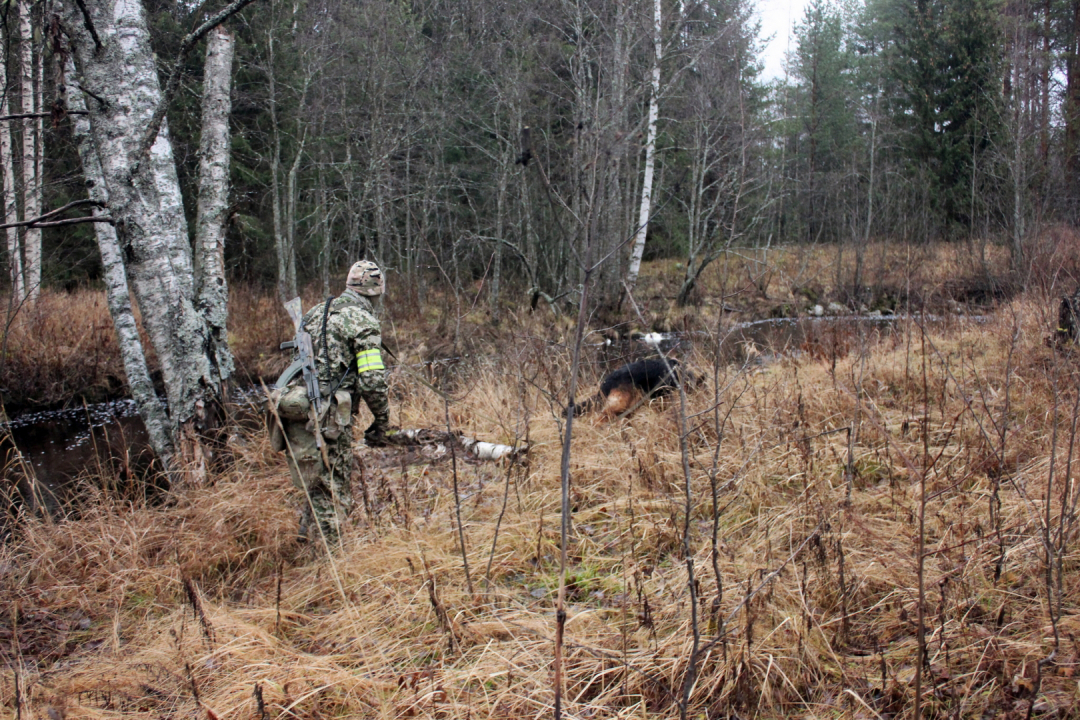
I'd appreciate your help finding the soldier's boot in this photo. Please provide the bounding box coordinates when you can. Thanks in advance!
[314,517,342,551]
[364,423,402,447]
[306,491,344,550]
[297,506,314,543]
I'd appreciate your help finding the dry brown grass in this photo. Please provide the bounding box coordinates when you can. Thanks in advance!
[0,239,1032,412]
[5,270,1080,719]
[6,239,1080,716]
[0,291,127,411]
[0,285,308,411]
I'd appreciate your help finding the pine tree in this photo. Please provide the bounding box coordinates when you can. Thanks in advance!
[884,0,1004,236]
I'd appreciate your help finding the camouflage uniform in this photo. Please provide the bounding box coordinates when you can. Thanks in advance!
[272,287,389,545]
[1057,289,1080,345]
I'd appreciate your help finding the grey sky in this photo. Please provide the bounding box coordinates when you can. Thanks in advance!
[757,0,809,80]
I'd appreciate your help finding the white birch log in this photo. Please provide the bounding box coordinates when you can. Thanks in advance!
[62,0,231,477]
[68,58,174,465]
[194,27,236,380]
[397,428,527,462]
[457,437,526,462]
[1,25,23,300]
[625,0,662,292]
[18,0,40,305]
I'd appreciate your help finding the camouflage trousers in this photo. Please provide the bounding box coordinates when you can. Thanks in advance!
[280,416,355,546]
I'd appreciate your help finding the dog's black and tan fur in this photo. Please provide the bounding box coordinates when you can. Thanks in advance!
[567,358,688,419]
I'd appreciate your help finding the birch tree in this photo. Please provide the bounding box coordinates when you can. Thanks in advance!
[61,0,240,478]
[258,0,316,303]
[68,59,174,466]
[18,0,40,305]
[625,0,662,293]
[265,18,297,301]
[675,38,759,305]
[1,26,23,300]
[1065,0,1080,212]
[194,27,236,380]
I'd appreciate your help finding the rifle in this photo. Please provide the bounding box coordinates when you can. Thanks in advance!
[280,297,331,469]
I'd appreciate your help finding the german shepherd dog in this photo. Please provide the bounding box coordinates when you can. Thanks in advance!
[567,357,687,419]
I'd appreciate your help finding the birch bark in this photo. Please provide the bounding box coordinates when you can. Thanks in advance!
[267,28,293,302]
[62,0,233,480]
[317,143,330,295]
[492,153,507,320]
[34,36,42,286]
[19,0,40,304]
[1,26,23,299]
[68,59,174,465]
[194,27,235,381]
[625,0,662,293]
[285,127,305,287]
[266,17,305,302]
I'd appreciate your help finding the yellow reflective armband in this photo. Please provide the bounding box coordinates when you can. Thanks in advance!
[356,347,385,373]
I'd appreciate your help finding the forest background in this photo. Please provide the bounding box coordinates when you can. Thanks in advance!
[7,0,1080,323]
[8,1,1080,718]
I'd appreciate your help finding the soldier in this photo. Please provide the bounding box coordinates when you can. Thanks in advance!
[1056,288,1080,345]
[269,260,392,546]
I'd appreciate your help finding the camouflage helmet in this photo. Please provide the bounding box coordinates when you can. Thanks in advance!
[346,260,384,296]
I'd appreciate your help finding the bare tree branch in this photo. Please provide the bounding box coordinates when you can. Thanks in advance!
[0,199,108,230]
[132,0,260,169]
[0,198,110,229]
[72,0,103,51]
[0,111,87,121]
[36,215,114,227]
[0,215,113,230]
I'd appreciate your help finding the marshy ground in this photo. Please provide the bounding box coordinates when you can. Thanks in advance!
[4,241,1080,719]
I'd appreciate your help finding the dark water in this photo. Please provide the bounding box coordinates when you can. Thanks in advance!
[720,314,904,363]
[2,399,151,512]
[612,313,986,366]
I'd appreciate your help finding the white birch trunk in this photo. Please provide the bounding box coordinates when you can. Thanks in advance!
[33,42,42,288]
[492,157,507,319]
[267,29,291,302]
[317,147,330,295]
[19,0,40,305]
[856,116,876,291]
[625,0,662,292]
[194,27,236,382]
[1,26,23,299]
[285,129,304,291]
[63,0,231,479]
[68,58,174,465]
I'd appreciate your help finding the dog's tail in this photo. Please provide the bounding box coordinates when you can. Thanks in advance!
[562,392,604,418]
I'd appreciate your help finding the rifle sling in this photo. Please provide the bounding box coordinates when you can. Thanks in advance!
[275,359,305,389]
